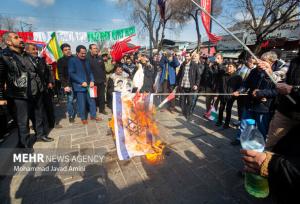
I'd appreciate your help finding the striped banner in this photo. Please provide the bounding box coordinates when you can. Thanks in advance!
[113,92,155,160]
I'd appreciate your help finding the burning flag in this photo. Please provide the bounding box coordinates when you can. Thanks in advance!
[112,92,164,162]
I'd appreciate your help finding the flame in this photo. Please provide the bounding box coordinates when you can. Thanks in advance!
[108,117,115,139]
[108,93,164,164]
[145,140,165,165]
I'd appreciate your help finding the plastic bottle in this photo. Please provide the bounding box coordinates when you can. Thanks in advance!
[240,119,269,198]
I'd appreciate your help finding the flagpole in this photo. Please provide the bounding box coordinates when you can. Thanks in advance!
[190,0,296,105]
[208,0,213,55]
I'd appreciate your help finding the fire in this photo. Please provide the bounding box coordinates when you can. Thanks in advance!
[108,117,115,139]
[108,93,165,164]
[145,140,165,165]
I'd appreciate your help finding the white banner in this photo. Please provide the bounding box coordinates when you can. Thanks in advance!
[34,31,88,42]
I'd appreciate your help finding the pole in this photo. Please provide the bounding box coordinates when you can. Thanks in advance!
[190,0,296,105]
[208,0,213,55]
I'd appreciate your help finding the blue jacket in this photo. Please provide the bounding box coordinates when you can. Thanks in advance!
[68,57,94,92]
[159,56,180,85]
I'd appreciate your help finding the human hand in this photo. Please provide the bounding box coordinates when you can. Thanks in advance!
[232,91,240,97]
[257,60,272,75]
[241,149,266,174]
[193,85,198,91]
[82,82,88,87]
[0,100,7,106]
[276,83,293,95]
[252,89,259,97]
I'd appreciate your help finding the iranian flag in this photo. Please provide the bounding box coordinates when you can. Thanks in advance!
[88,86,98,98]
[40,32,63,80]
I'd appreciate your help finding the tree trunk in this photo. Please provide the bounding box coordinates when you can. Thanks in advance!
[158,21,167,52]
[253,34,264,55]
[253,43,262,55]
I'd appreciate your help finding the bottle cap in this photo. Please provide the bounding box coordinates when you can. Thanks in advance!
[245,119,255,126]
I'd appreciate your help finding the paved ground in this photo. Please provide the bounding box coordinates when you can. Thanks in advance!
[0,97,274,204]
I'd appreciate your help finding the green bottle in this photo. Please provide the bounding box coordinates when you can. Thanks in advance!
[245,173,269,198]
[241,119,269,198]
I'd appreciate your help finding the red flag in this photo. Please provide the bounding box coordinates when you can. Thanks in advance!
[0,30,34,42]
[200,0,222,44]
[260,40,270,49]
[110,34,140,62]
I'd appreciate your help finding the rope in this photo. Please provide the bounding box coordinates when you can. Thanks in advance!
[152,93,248,96]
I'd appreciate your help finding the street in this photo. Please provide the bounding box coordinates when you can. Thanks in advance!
[0,97,273,204]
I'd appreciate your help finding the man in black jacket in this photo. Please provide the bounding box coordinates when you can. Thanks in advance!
[216,63,242,128]
[87,44,107,115]
[233,53,276,145]
[177,52,201,120]
[201,54,223,117]
[138,54,156,93]
[25,43,61,130]
[57,43,76,123]
[241,126,300,204]
[0,32,54,147]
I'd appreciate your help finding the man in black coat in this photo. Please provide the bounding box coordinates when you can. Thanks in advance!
[0,32,54,147]
[87,44,107,115]
[200,54,224,116]
[139,54,156,93]
[25,43,62,131]
[233,53,277,145]
[57,43,76,123]
[241,126,300,204]
[177,52,201,120]
[216,63,242,128]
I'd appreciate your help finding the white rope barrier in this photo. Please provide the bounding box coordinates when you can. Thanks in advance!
[152,93,248,96]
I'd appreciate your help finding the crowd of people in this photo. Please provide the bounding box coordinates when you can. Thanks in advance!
[0,31,300,202]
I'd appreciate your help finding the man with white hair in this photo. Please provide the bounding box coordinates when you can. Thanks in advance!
[260,51,288,82]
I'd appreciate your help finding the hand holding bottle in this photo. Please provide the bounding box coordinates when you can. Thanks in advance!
[241,149,267,174]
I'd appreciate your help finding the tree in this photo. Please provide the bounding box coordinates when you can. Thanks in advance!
[230,0,300,53]
[118,0,190,53]
[0,15,16,31]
